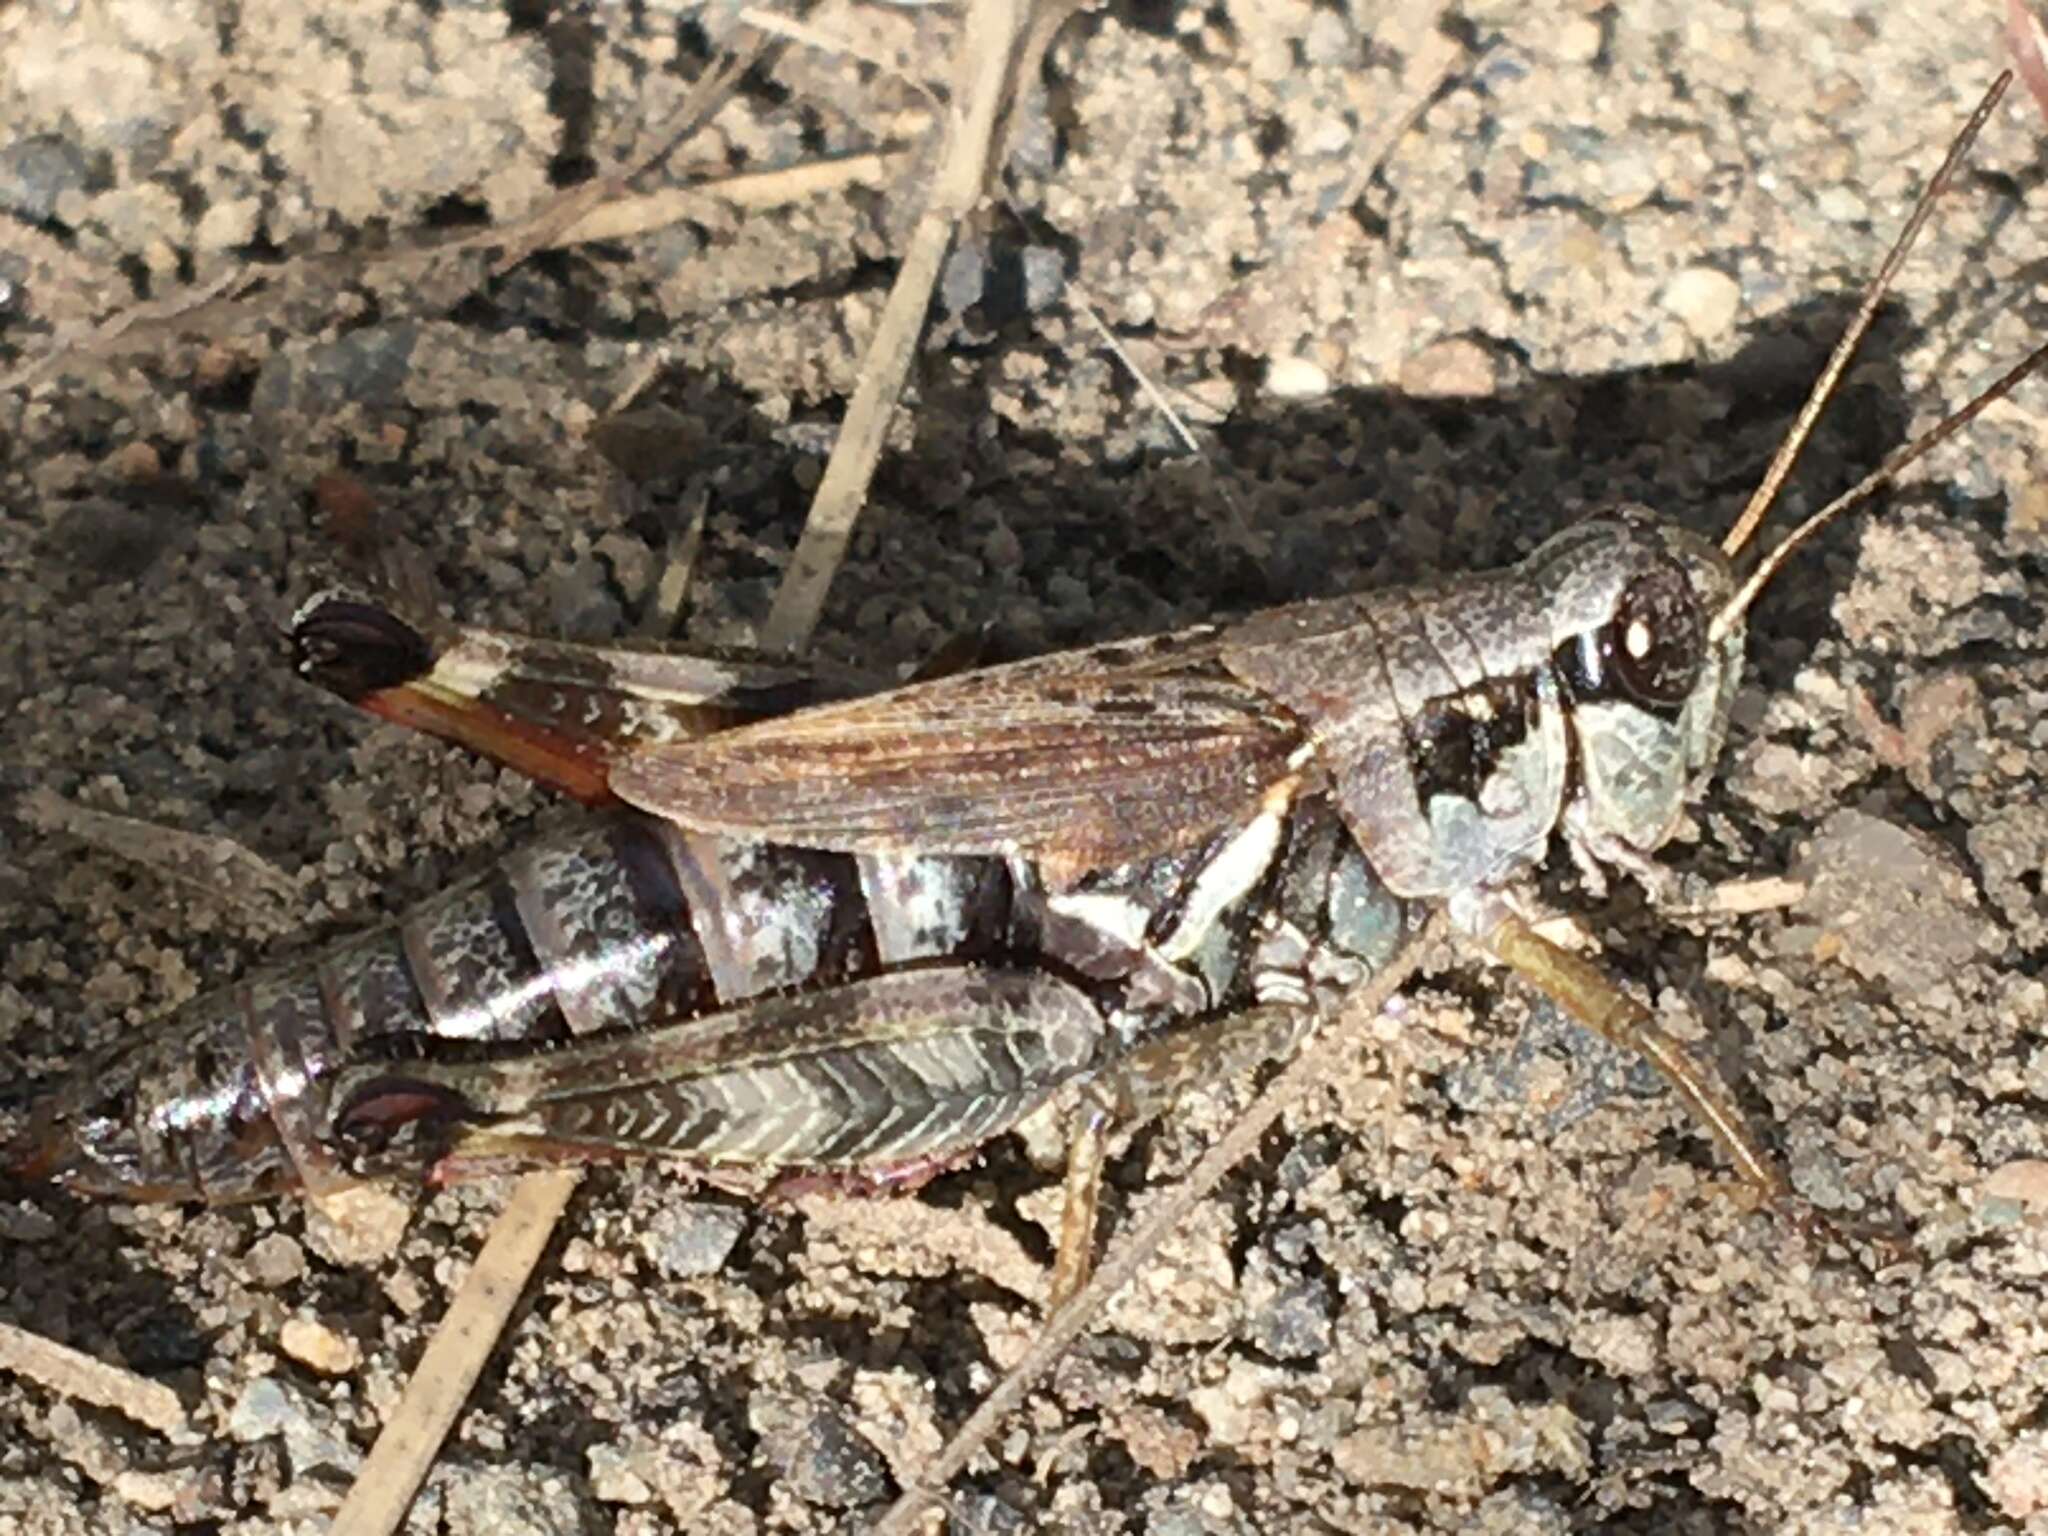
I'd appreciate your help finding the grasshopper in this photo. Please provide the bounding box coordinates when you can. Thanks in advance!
[4,50,2043,1536]
[16,78,2035,1242]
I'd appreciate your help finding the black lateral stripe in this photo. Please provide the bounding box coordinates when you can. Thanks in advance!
[1552,631,1604,702]
[1550,632,1689,723]
[1406,672,1541,808]
[609,816,721,1018]
[1273,799,1343,937]
[487,876,572,1045]
[1256,810,1309,908]
[1213,893,1268,1010]
[1140,837,1222,950]
[796,849,884,986]
[963,857,1028,961]
[1549,656,1585,810]
[720,677,862,719]
[1186,811,1305,1013]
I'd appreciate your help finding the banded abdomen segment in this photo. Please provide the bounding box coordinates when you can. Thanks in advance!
[328,808,1424,1185]
[11,815,1028,1203]
[14,795,1422,1203]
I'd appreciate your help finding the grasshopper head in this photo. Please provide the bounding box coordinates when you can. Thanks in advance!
[1524,75,2048,882]
[1528,507,1744,867]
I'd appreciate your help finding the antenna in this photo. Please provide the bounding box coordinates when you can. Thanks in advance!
[1718,71,2012,563]
[1710,335,2048,638]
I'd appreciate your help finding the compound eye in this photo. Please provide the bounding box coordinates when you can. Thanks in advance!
[1607,566,1704,706]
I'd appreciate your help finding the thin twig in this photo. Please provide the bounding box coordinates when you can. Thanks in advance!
[329,1168,580,1536]
[18,788,297,909]
[1061,288,1258,551]
[1072,295,1205,458]
[487,27,779,276]
[0,267,250,392]
[761,0,1034,653]
[642,485,711,637]
[739,3,943,113]
[0,1320,189,1437]
[870,912,1448,1536]
[1701,875,1808,916]
[7,144,903,392]
[547,150,909,247]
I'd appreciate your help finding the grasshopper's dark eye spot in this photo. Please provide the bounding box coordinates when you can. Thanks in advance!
[1607,567,1704,706]
[1554,564,1705,713]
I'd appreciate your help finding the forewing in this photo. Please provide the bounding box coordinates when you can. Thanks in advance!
[611,626,1311,866]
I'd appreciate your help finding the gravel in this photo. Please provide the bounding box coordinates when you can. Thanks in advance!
[4,3,2048,1533]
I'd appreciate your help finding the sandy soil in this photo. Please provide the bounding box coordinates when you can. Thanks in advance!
[4,2,2048,1532]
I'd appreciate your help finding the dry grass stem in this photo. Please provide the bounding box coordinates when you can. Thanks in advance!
[329,1168,581,1536]
[762,0,1036,653]
[0,1321,189,1437]
[549,149,910,247]
[18,789,296,909]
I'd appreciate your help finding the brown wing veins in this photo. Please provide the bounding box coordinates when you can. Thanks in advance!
[611,627,1312,867]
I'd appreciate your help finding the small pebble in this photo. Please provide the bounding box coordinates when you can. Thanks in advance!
[941,241,986,319]
[1248,1277,1333,1360]
[1264,355,1331,400]
[304,1184,409,1266]
[750,1394,890,1509]
[0,133,91,221]
[587,1443,654,1505]
[643,1203,746,1280]
[242,1233,307,1289]
[442,1465,582,1536]
[1662,266,1742,342]
[1985,1160,2048,1201]
[0,1203,58,1243]
[1021,245,1065,313]
[279,1317,360,1376]
[108,441,160,480]
[1302,7,1354,65]
[1399,337,1501,398]
[950,1492,1033,1536]
[193,342,245,389]
[981,518,1023,572]
[227,1378,302,1443]
[1552,15,1604,64]
[111,1470,182,1512]
[1816,184,1868,223]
